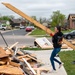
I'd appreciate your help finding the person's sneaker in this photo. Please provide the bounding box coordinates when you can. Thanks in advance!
[59,63,64,69]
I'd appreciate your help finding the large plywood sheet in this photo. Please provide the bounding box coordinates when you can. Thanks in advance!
[35,37,68,49]
[35,37,53,49]
[0,47,9,58]
[0,65,23,75]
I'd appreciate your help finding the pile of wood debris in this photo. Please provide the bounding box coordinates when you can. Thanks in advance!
[0,42,49,75]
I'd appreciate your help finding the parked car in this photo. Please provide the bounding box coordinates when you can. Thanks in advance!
[29,26,35,30]
[0,24,7,30]
[25,26,32,32]
[20,26,25,29]
[63,30,75,39]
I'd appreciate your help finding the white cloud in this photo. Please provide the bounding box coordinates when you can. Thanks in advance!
[0,0,75,18]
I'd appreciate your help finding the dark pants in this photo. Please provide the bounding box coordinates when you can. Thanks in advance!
[50,48,61,70]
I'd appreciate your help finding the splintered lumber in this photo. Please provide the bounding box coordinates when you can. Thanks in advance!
[8,42,19,50]
[9,61,20,67]
[17,54,41,63]
[17,55,31,61]
[33,67,50,75]
[70,40,75,45]
[72,41,75,44]
[26,55,41,63]
[17,51,24,55]
[37,69,40,75]
[19,57,31,62]
[0,47,9,65]
[0,61,6,65]
[22,58,36,75]
[5,42,19,55]
[61,44,68,49]
[0,47,9,58]
[20,50,36,57]
[17,55,27,59]
[6,49,12,55]
[0,65,24,75]
[63,39,75,49]
[26,55,37,61]
[20,63,33,75]
[29,61,38,67]
[0,57,9,64]
[2,2,75,50]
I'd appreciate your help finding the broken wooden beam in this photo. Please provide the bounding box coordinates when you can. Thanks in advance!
[8,42,19,50]
[22,58,36,75]
[33,67,50,75]
[2,2,75,50]
[9,61,20,67]
[0,65,24,75]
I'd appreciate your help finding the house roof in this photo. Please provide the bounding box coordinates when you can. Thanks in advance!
[68,14,75,20]
[0,20,7,24]
[10,18,25,23]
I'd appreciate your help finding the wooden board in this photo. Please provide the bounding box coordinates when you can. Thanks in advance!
[0,55,9,65]
[17,55,27,59]
[19,57,31,62]
[8,42,19,50]
[26,55,41,63]
[0,65,24,75]
[62,44,68,49]
[9,61,20,67]
[35,37,53,49]
[72,41,75,44]
[2,3,75,50]
[0,47,9,58]
[22,58,36,75]
[70,40,75,44]
[17,54,40,62]
[33,67,50,75]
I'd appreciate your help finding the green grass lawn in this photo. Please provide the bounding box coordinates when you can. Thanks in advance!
[30,28,74,36]
[62,29,74,33]
[59,50,75,75]
[22,47,51,51]
[30,28,47,35]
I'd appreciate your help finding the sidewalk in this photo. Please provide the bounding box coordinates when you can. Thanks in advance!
[25,50,67,75]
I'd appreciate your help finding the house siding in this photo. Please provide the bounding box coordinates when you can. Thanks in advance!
[68,14,75,29]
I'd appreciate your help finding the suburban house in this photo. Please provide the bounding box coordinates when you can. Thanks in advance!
[68,14,75,29]
[0,20,9,25]
[10,18,26,28]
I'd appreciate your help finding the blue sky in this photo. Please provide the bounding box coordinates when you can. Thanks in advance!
[0,0,75,19]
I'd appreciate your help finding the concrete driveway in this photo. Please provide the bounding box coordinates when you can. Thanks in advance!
[25,50,67,75]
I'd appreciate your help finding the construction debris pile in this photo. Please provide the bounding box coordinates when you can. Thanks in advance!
[0,43,50,75]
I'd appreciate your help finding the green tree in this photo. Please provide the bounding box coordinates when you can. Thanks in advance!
[38,17,47,24]
[39,17,42,24]
[30,16,37,26]
[31,16,37,20]
[8,15,15,19]
[51,10,66,27]
[0,16,10,20]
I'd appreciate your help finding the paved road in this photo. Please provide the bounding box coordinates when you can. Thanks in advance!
[0,29,35,47]
[2,29,27,36]
[0,29,51,48]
